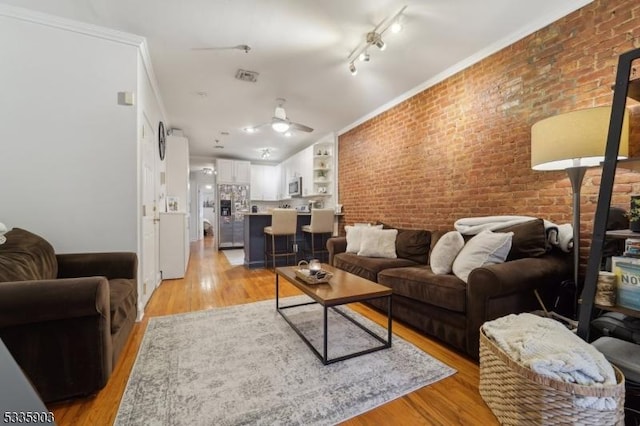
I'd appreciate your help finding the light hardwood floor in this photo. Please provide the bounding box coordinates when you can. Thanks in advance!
[48,237,498,425]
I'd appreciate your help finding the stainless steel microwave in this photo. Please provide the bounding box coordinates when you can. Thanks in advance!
[288,177,302,197]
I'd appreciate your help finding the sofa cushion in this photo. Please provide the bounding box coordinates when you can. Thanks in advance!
[109,278,137,335]
[345,224,383,253]
[452,230,513,283]
[495,218,547,260]
[377,223,431,264]
[358,229,397,258]
[396,229,431,264]
[430,231,465,274]
[0,228,58,282]
[333,252,417,282]
[377,266,467,313]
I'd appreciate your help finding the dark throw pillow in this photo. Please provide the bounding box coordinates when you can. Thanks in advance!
[495,218,547,261]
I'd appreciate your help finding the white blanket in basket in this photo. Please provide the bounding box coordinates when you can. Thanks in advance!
[482,313,617,410]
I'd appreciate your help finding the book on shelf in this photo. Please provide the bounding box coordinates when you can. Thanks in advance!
[611,256,640,310]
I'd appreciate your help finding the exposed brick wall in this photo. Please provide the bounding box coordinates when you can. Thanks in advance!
[338,0,640,273]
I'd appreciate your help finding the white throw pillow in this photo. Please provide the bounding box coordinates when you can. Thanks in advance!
[430,231,465,275]
[452,230,513,283]
[345,224,383,253]
[357,228,398,258]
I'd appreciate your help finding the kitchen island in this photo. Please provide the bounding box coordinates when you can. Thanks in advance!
[243,211,340,268]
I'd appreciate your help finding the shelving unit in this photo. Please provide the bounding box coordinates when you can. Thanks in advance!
[577,48,640,340]
[312,141,333,196]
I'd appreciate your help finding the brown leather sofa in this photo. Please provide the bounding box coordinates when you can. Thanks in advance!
[0,228,138,402]
[327,219,571,359]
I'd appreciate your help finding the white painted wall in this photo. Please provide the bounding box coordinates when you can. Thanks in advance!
[0,10,140,253]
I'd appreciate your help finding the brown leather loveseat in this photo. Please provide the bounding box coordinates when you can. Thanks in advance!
[327,219,571,359]
[0,228,137,402]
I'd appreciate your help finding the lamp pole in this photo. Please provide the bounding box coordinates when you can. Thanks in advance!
[566,166,587,315]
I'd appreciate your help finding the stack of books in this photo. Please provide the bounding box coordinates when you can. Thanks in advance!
[624,238,640,258]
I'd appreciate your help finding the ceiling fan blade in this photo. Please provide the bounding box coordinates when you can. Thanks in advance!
[290,122,314,133]
[191,44,251,53]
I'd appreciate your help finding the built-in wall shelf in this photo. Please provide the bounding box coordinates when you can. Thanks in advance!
[311,140,334,198]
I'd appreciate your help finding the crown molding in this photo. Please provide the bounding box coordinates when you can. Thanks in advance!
[0,4,144,46]
[0,3,169,128]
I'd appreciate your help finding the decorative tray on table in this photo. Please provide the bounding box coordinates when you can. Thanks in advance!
[295,268,333,285]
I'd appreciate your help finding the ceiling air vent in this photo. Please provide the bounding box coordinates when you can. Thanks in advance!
[235,69,259,83]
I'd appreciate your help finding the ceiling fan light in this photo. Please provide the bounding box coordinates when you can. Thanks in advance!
[349,62,357,76]
[272,121,290,133]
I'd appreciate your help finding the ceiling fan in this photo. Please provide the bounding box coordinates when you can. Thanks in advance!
[256,98,314,134]
[191,44,251,53]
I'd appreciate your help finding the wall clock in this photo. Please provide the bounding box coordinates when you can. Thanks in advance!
[158,121,166,160]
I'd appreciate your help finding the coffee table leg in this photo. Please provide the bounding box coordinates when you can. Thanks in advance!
[323,305,328,365]
[275,273,280,310]
[387,295,392,346]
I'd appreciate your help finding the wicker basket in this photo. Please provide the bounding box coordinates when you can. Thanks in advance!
[479,328,625,425]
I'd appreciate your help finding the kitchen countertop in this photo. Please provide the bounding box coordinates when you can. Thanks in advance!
[245,212,343,216]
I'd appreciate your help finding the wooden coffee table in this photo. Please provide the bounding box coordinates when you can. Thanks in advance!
[275,264,392,365]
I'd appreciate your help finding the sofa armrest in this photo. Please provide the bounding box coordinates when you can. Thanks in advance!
[57,252,137,280]
[327,237,347,266]
[465,254,571,357]
[0,277,112,401]
[0,277,110,328]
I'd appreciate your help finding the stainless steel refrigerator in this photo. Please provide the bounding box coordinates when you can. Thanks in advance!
[217,184,249,248]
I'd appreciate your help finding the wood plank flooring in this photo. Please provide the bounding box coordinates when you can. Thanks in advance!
[48,237,498,425]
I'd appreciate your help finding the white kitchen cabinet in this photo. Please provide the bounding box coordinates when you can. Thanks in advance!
[250,164,280,201]
[300,145,314,197]
[280,158,292,200]
[159,212,190,279]
[216,159,251,184]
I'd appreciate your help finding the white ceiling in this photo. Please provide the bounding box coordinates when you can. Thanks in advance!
[3,0,591,171]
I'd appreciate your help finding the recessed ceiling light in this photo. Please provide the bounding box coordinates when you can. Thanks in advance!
[244,127,257,133]
[195,91,208,97]
[284,131,292,137]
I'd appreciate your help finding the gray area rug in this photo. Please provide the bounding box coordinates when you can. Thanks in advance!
[115,296,456,425]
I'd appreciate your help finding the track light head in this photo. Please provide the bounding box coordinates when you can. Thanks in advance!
[349,62,357,76]
[359,52,370,62]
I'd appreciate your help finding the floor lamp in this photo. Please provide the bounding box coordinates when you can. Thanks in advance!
[531,106,629,311]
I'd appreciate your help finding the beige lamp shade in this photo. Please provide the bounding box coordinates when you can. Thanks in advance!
[531,106,629,170]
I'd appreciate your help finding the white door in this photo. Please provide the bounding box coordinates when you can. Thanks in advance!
[140,115,159,311]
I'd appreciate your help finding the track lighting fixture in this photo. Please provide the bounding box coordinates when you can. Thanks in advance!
[202,167,214,175]
[366,32,385,51]
[347,5,406,75]
[349,62,357,76]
